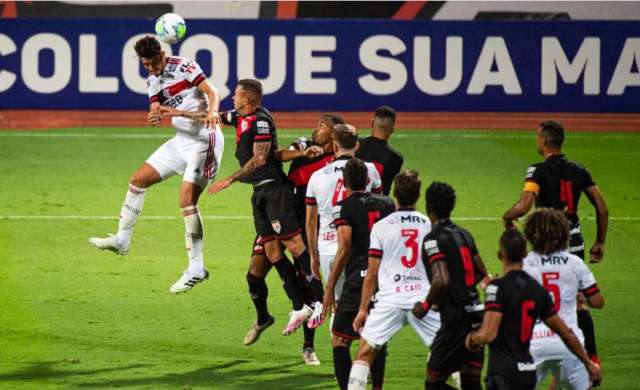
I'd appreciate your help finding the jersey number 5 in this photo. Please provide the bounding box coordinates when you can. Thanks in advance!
[401,229,419,268]
[542,272,561,312]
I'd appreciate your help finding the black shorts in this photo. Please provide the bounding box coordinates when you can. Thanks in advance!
[251,182,301,242]
[569,223,585,260]
[428,309,484,376]
[486,373,536,390]
[332,308,359,340]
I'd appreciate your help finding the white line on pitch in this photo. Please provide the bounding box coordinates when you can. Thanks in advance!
[1,215,638,221]
[0,133,637,140]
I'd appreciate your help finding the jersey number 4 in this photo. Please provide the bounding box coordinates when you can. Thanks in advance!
[332,178,348,206]
[401,229,419,268]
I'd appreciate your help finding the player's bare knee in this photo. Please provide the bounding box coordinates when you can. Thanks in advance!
[249,254,271,278]
[282,236,306,257]
[332,335,352,348]
[264,241,283,263]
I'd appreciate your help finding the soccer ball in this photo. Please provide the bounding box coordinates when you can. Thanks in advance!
[155,13,186,44]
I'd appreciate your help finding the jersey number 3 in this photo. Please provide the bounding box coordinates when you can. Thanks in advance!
[401,229,419,268]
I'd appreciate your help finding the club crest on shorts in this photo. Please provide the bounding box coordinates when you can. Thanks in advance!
[271,219,281,234]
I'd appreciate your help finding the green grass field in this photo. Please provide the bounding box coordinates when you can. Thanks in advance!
[0,127,639,389]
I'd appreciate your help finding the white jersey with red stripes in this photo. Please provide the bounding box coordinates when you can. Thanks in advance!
[368,209,432,309]
[147,56,208,137]
[305,156,382,255]
[524,250,599,360]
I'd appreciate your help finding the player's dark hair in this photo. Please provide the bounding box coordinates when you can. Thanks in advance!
[321,113,345,127]
[334,124,358,149]
[540,120,565,147]
[524,208,570,255]
[134,36,162,59]
[343,158,368,192]
[425,182,456,219]
[237,79,263,105]
[499,229,527,264]
[394,170,421,207]
[374,106,396,132]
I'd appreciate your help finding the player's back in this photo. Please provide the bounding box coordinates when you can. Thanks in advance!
[484,270,556,379]
[526,155,594,225]
[369,209,431,309]
[356,136,403,195]
[422,219,483,318]
[524,250,599,359]
[306,156,381,255]
[335,193,395,291]
[148,55,208,135]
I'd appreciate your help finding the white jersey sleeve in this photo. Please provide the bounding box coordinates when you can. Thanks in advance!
[366,162,383,193]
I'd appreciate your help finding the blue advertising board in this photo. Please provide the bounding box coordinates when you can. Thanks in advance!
[0,19,638,112]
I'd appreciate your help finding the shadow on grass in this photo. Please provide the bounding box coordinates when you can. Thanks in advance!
[0,361,148,381]
[75,359,335,389]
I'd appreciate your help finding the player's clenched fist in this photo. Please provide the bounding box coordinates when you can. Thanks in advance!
[352,310,368,333]
[148,111,161,126]
[203,111,220,129]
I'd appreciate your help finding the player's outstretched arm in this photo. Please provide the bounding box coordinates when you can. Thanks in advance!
[322,225,351,320]
[584,185,609,262]
[412,261,449,319]
[465,311,502,350]
[159,106,207,120]
[502,191,536,229]
[353,257,380,332]
[209,142,270,194]
[197,80,220,128]
[544,314,602,383]
[277,145,322,162]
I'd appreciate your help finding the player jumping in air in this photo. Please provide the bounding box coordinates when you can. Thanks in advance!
[356,106,404,196]
[322,158,395,390]
[89,36,223,294]
[503,121,608,375]
[465,227,601,390]
[242,114,344,366]
[523,209,604,390]
[347,171,441,390]
[412,182,490,390]
[306,125,383,328]
[209,79,316,336]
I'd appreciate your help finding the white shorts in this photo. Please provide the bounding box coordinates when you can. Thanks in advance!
[320,254,344,300]
[536,358,590,390]
[360,301,441,350]
[146,126,224,189]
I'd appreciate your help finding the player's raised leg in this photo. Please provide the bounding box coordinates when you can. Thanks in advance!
[89,162,162,255]
[170,180,210,293]
[244,246,276,345]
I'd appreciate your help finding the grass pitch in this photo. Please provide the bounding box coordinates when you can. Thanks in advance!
[0,127,639,389]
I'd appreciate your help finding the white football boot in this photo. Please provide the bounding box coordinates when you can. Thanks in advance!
[89,234,129,256]
[307,301,325,329]
[169,269,209,294]
[302,347,321,365]
[282,304,313,335]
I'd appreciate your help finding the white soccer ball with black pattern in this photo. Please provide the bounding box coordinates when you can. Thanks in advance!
[155,13,187,44]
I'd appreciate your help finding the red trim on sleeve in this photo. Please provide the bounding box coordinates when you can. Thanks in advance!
[305,197,317,205]
[582,284,600,297]
[334,218,349,227]
[254,135,272,141]
[485,303,501,311]
[368,249,383,258]
[192,73,205,86]
[428,253,445,265]
[372,186,383,194]
[149,95,159,103]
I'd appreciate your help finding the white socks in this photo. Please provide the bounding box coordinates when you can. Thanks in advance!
[348,360,369,390]
[182,205,205,276]
[116,183,146,245]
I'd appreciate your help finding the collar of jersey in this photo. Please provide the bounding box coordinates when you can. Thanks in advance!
[397,207,416,212]
[335,155,352,161]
